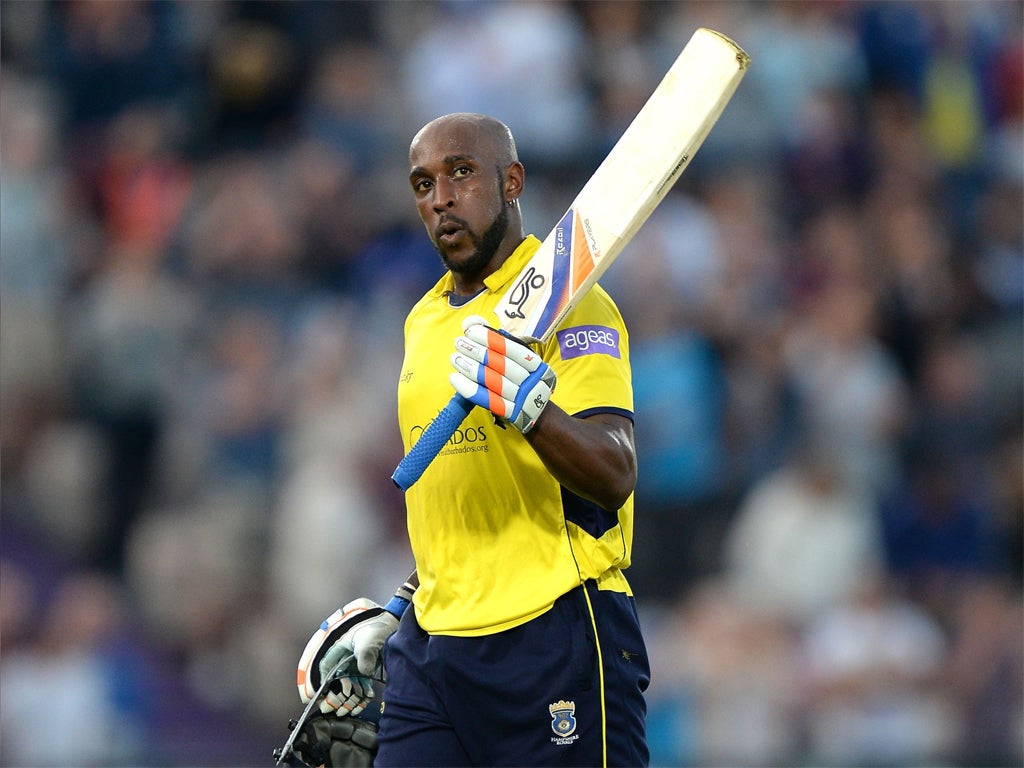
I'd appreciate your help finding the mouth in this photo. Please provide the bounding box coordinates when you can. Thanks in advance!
[435,218,466,246]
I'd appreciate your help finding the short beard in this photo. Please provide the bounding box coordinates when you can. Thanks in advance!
[439,186,510,277]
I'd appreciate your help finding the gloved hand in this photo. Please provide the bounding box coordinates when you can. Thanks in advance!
[275,712,378,767]
[450,315,556,434]
[297,598,399,717]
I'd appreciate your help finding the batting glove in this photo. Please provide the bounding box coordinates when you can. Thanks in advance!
[296,598,400,717]
[450,315,556,434]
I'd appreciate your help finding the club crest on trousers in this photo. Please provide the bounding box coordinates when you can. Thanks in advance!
[549,700,578,739]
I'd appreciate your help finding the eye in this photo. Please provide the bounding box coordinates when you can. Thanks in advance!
[453,165,472,178]
[412,177,432,193]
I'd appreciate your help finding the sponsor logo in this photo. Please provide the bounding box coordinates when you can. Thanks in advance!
[556,325,620,360]
[549,700,579,745]
[408,419,488,458]
[504,266,546,321]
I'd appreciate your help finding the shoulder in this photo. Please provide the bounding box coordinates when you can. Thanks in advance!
[559,282,630,337]
[403,294,432,338]
[583,282,626,321]
[404,274,453,336]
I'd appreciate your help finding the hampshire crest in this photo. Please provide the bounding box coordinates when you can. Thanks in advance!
[549,700,577,738]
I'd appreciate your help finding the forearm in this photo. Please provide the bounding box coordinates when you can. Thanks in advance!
[525,407,636,511]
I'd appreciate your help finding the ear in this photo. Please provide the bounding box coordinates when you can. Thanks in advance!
[503,161,525,204]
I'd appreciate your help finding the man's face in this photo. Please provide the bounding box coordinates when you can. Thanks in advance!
[408,120,510,278]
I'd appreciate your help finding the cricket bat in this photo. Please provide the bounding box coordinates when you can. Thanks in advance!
[392,27,750,491]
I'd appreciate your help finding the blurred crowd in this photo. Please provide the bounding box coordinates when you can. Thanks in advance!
[0,1,1021,766]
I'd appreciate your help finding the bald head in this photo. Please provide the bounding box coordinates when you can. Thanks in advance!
[410,113,519,168]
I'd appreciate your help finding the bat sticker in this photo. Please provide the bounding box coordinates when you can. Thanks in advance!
[504,266,546,320]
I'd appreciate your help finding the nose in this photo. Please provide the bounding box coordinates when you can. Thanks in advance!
[431,177,456,211]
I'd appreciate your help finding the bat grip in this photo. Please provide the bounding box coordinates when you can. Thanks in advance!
[391,394,475,491]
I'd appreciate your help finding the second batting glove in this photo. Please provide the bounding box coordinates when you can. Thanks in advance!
[450,315,556,434]
[296,598,400,717]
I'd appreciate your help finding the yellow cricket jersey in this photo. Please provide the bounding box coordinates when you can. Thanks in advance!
[397,235,635,636]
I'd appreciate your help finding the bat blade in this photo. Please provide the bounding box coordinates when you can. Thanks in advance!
[496,27,751,343]
[391,28,750,492]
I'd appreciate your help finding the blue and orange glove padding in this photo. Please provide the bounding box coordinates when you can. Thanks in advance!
[450,315,556,434]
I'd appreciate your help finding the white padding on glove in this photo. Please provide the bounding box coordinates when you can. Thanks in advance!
[297,598,399,717]
[450,315,556,434]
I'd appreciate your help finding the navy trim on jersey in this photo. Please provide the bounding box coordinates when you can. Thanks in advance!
[573,406,634,424]
[446,288,486,307]
[561,487,619,538]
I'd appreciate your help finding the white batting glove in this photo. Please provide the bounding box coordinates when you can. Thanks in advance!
[296,598,399,717]
[450,315,556,434]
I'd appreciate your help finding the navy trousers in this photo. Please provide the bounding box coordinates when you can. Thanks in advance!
[375,581,649,767]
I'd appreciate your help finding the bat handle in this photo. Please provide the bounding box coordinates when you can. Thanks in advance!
[391,394,475,491]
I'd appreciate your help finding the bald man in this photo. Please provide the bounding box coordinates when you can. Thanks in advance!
[297,114,649,767]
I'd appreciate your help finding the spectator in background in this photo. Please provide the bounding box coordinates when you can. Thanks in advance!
[268,299,397,628]
[701,170,795,491]
[800,574,956,766]
[401,0,596,177]
[781,85,871,228]
[784,211,911,494]
[869,185,960,383]
[0,569,148,766]
[290,37,414,294]
[575,0,663,155]
[64,224,196,574]
[881,447,1003,614]
[176,154,305,306]
[197,308,286,490]
[738,0,868,154]
[722,434,885,626]
[60,99,195,576]
[881,333,1004,608]
[944,578,1024,766]
[0,73,73,311]
[644,580,801,767]
[0,72,77,510]
[299,40,403,173]
[972,178,1023,319]
[43,0,190,134]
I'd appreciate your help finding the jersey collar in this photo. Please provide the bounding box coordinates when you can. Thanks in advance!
[426,235,542,300]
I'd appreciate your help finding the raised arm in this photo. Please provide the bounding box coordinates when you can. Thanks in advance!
[450,315,636,511]
[524,408,636,512]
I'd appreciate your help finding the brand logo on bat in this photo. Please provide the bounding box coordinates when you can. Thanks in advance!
[504,266,546,320]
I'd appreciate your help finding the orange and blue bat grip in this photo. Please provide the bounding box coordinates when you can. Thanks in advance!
[391,393,475,491]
